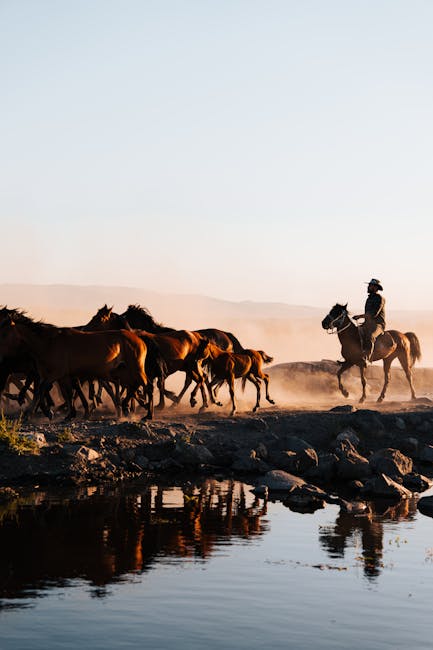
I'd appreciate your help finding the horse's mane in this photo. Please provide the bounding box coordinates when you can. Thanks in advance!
[0,306,58,333]
[123,304,174,332]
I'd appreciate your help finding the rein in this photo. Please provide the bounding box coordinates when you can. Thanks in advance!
[325,310,355,335]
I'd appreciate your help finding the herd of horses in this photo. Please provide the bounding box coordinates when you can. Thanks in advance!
[0,301,423,421]
[0,304,275,420]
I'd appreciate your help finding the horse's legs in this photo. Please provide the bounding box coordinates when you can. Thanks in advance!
[253,368,275,405]
[173,374,193,407]
[72,379,90,418]
[398,349,416,400]
[376,356,393,402]
[358,364,367,403]
[337,361,353,398]
[246,374,262,412]
[228,374,237,416]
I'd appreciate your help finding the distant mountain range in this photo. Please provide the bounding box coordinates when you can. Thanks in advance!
[1,284,433,366]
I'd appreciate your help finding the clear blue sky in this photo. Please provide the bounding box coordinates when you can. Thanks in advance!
[1,0,432,309]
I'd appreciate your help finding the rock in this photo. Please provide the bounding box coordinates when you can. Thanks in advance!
[335,427,360,448]
[347,480,364,494]
[135,455,150,470]
[20,432,47,448]
[397,437,419,457]
[121,448,137,462]
[277,436,318,473]
[419,445,433,464]
[416,420,431,434]
[352,410,385,437]
[232,449,269,473]
[395,417,406,431]
[402,472,433,492]
[369,448,413,479]
[259,470,306,493]
[255,443,268,460]
[173,441,215,466]
[336,442,371,481]
[304,453,338,483]
[76,446,100,463]
[361,473,412,500]
[329,405,356,413]
[418,496,433,517]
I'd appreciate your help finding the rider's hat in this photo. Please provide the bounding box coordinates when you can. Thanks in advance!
[366,278,383,291]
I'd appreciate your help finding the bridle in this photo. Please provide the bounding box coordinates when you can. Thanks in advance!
[325,308,353,335]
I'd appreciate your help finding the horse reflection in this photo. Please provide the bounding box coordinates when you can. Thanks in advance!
[319,498,417,580]
[0,481,267,606]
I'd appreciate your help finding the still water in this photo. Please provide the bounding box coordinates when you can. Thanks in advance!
[1,479,433,650]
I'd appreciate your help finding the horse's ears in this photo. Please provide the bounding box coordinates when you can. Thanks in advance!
[344,303,348,309]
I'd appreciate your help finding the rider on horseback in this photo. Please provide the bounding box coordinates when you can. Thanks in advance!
[353,278,386,367]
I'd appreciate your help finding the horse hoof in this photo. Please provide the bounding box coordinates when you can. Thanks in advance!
[342,390,349,398]
[190,399,197,408]
[359,397,366,404]
[377,397,384,403]
[215,401,223,407]
[268,399,275,405]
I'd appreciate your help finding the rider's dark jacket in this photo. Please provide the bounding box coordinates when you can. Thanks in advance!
[365,293,386,327]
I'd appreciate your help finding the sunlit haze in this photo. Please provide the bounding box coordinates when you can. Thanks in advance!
[1,1,433,309]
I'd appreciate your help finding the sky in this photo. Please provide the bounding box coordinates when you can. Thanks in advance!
[1,0,433,310]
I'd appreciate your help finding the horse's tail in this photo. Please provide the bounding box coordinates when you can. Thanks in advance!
[405,332,422,367]
[257,350,273,365]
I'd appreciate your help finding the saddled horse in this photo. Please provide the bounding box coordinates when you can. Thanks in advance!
[0,314,152,420]
[322,303,421,402]
[193,340,275,415]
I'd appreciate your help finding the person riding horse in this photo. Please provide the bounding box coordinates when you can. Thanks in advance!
[353,278,386,367]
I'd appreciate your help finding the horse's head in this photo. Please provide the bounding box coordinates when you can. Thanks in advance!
[196,337,212,363]
[0,314,22,361]
[322,303,349,331]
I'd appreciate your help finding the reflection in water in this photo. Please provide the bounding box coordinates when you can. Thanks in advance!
[0,481,268,607]
[319,497,418,580]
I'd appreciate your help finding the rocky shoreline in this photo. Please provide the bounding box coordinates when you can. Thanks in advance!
[2,401,433,514]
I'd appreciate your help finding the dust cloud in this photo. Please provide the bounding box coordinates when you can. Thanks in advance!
[1,284,432,411]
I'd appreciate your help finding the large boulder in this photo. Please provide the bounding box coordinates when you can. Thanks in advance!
[336,441,371,481]
[259,470,306,493]
[173,441,215,466]
[361,473,412,500]
[402,473,433,492]
[419,445,433,464]
[369,448,413,479]
[232,449,269,473]
[418,495,433,517]
[304,452,338,483]
[335,427,360,448]
[274,436,318,474]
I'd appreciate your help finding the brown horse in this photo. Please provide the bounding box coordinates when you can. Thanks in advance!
[0,315,152,420]
[121,304,245,406]
[193,340,275,415]
[322,303,421,402]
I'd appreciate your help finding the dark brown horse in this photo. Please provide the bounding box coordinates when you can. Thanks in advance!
[121,305,245,406]
[193,340,275,415]
[0,315,152,420]
[322,303,421,402]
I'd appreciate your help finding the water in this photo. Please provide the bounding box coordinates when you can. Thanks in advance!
[1,480,433,650]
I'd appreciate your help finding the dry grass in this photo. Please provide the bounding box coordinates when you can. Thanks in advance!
[0,412,39,455]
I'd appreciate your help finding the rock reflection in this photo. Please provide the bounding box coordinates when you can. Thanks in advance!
[319,497,418,580]
[0,481,268,607]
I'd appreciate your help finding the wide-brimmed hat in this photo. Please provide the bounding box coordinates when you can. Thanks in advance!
[366,278,383,291]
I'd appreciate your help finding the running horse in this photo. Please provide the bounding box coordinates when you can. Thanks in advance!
[322,303,421,402]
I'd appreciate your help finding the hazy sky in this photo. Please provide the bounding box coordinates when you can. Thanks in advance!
[1,1,432,310]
